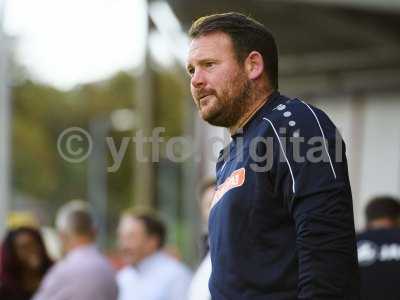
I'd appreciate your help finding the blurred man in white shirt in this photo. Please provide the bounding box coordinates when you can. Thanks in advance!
[188,179,216,300]
[33,200,118,300]
[117,210,191,300]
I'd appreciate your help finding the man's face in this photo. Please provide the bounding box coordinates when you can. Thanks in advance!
[187,31,252,127]
[117,216,156,265]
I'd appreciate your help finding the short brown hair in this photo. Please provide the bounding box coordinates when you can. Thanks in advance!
[189,12,278,90]
[366,196,400,223]
[123,209,167,249]
[56,200,95,237]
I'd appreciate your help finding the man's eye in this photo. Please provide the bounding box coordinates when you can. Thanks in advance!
[205,62,215,68]
[187,68,194,76]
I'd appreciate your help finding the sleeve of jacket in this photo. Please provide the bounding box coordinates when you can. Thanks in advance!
[268,104,359,299]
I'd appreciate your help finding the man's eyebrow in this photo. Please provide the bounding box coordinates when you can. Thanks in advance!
[188,58,217,67]
[198,58,217,63]
[186,58,218,73]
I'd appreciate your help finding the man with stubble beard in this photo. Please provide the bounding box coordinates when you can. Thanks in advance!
[186,12,360,300]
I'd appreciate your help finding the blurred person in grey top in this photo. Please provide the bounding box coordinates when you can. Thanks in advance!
[33,200,118,300]
[117,209,191,300]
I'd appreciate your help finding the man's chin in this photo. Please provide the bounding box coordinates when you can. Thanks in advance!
[200,110,231,127]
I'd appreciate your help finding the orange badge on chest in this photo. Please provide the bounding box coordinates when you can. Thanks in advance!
[211,168,246,209]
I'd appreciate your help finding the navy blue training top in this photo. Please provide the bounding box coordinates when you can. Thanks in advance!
[208,92,360,300]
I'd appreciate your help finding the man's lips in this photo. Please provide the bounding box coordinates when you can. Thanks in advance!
[198,94,214,105]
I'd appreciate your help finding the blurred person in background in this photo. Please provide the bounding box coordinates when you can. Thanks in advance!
[0,226,53,300]
[117,209,191,300]
[33,200,118,300]
[188,179,216,300]
[198,179,216,258]
[357,196,400,300]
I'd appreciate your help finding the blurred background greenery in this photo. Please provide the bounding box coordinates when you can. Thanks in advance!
[10,61,190,252]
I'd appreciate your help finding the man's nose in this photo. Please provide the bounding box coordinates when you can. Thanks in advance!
[191,69,205,88]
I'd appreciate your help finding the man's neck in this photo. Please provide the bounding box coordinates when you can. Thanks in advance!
[134,249,160,270]
[229,89,273,135]
[65,236,94,254]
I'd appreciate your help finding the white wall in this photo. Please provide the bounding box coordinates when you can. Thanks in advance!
[359,95,400,222]
[312,93,400,230]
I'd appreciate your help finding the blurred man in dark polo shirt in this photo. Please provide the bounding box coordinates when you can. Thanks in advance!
[357,196,400,300]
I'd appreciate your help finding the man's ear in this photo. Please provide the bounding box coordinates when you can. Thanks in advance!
[245,51,264,80]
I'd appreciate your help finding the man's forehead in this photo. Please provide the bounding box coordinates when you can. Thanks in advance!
[188,32,234,61]
[118,215,141,232]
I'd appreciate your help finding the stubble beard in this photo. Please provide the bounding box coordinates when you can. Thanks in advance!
[202,76,253,128]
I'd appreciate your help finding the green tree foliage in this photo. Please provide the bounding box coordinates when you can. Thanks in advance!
[11,68,186,228]
[153,69,186,138]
